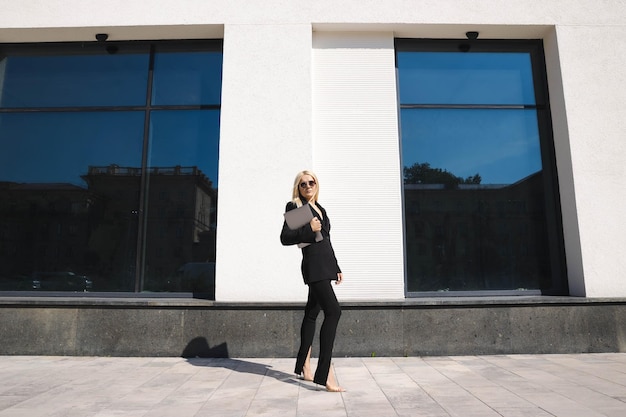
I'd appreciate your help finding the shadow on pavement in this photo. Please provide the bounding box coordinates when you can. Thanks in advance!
[182,336,315,390]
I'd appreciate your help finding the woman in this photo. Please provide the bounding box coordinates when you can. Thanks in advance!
[280,170,345,392]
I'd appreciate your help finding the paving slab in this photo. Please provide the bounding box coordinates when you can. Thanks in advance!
[0,354,625,416]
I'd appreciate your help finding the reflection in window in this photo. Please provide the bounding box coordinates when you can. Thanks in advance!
[396,39,566,295]
[0,40,222,296]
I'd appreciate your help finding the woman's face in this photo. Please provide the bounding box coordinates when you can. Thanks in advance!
[298,174,317,202]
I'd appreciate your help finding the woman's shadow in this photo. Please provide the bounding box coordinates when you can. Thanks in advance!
[181,337,316,390]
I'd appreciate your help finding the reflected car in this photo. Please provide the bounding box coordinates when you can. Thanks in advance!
[0,275,36,291]
[32,271,93,292]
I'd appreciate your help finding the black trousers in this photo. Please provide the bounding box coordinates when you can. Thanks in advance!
[294,279,342,385]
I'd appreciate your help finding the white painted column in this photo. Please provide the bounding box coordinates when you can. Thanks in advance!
[312,32,405,300]
[550,25,626,297]
[216,24,313,302]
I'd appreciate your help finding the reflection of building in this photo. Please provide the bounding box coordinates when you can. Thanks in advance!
[0,182,91,278]
[404,172,549,292]
[81,165,216,291]
[0,166,216,292]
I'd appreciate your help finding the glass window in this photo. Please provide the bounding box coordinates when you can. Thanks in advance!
[142,110,219,294]
[0,112,144,184]
[396,39,566,295]
[400,108,542,184]
[0,40,222,296]
[397,52,535,105]
[0,47,150,108]
[152,50,222,106]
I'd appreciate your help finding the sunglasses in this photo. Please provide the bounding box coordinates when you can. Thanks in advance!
[299,180,316,189]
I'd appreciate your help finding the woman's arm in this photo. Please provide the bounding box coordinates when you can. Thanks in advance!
[280,202,318,246]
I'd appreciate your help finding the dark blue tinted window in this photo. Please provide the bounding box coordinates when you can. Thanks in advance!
[401,108,542,185]
[397,52,535,105]
[148,110,220,181]
[142,110,220,293]
[0,112,144,185]
[0,112,145,292]
[0,53,149,107]
[152,51,222,105]
[396,40,565,295]
[0,41,222,295]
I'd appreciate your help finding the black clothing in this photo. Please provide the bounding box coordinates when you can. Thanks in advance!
[280,201,341,284]
[295,279,341,386]
[280,200,342,386]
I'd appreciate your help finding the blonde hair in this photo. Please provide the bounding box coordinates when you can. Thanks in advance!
[291,170,320,207]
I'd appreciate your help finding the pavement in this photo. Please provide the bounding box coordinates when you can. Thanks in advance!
[0,354,625,417]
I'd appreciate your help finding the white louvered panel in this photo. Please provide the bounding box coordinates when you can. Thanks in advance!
[312,32,405,300]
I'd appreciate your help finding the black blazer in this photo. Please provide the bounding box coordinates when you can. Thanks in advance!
[280,201,341,285]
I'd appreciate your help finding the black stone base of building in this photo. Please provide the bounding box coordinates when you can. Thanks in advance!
[0,296,625,357]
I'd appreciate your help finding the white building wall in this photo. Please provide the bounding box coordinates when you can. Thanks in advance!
[1,1,626,299]
[312,32,405,300]
[216,24,314,301]
[549,24,626,297]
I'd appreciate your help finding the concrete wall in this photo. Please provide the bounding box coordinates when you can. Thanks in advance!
[1,1,625,299]
[1,298,625,357]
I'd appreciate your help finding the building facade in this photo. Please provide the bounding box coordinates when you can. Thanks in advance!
[1,1,625,302]
[1,2,626,357]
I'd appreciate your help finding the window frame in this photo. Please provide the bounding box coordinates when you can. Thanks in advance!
[395,38,567,297]
[0,39,222,298]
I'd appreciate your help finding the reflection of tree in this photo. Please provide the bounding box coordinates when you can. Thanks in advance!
[404,162,481,188]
